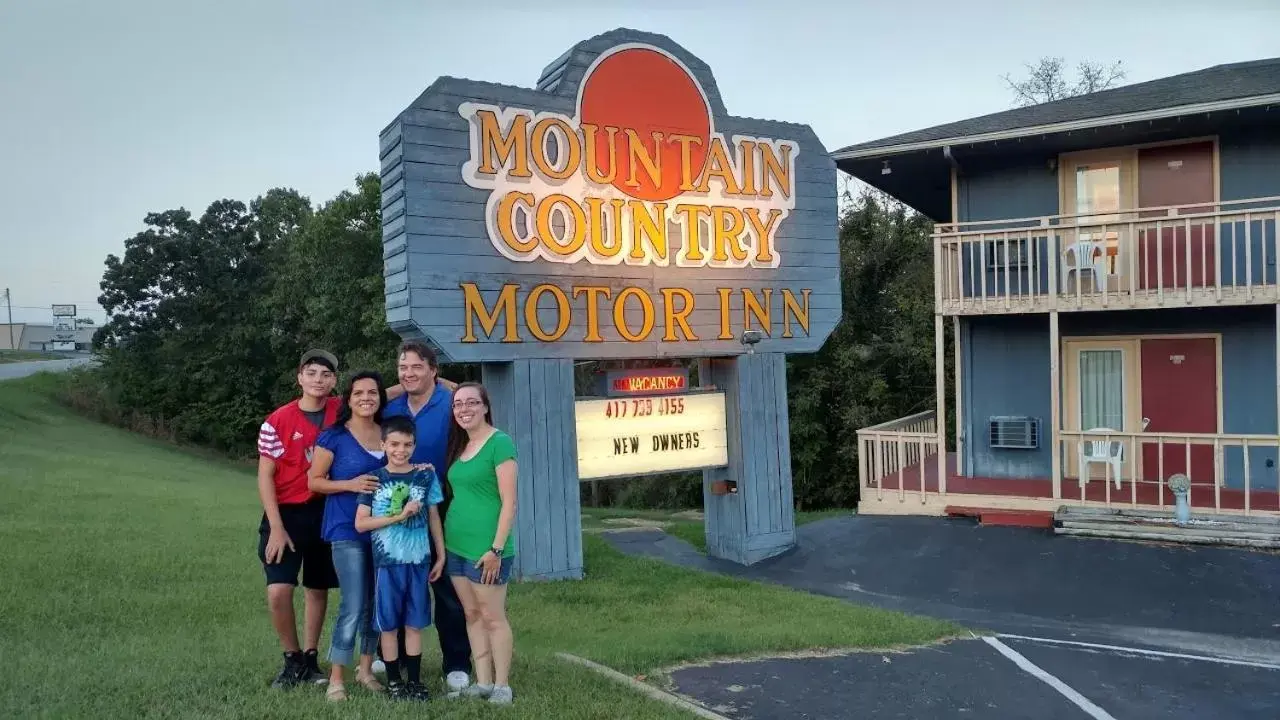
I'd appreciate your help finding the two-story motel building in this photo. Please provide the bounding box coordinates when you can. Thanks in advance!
[838,58,1280,525]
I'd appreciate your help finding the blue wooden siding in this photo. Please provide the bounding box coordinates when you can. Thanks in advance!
[956,128,1280,299]
[961,307,1278,489]
[956,154,1059,299]
[1219,128,1280,288]
[959,314,1052,479]
[699,353,795,564]
[957,154,1060,223]
[482,358,583,581]
[1220,128,1280,203]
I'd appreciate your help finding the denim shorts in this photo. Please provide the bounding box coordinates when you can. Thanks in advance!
[445,550,513,585]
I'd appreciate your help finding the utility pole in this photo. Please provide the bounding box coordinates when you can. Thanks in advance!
[3,289,13,350]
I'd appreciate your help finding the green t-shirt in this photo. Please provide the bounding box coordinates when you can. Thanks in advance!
[444,429,518,561]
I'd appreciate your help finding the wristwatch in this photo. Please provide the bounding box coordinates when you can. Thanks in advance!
[490,546,503,557]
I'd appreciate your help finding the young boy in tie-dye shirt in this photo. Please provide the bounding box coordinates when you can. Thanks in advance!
[354,416,445,701]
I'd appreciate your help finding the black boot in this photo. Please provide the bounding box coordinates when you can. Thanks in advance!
[270,651,307,689]
[302,649,328,684]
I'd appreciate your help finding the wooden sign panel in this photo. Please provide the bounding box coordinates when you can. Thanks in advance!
[380,30,839,362]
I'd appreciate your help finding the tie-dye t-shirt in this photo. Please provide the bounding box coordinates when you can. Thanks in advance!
[357,467,444,567]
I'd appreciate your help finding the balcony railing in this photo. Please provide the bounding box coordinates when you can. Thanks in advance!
[935,196,1280,315]
[856,410,941,503]
[1059,430,1280,514]
[856,415,1280,517]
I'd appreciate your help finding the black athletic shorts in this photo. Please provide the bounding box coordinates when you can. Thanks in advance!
[257,497,338,590]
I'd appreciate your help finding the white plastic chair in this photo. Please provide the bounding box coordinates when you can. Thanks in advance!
[1063,240,1106,292]
[1079,418,1149,489]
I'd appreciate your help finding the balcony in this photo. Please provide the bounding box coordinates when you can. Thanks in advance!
[857,410,942,501]
[857,415,1280,518]
[936,197,1280,315]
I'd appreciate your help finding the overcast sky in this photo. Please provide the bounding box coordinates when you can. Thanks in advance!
[2,0,1278,324]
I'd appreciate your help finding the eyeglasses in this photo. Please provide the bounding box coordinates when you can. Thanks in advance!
[452,399,484,409]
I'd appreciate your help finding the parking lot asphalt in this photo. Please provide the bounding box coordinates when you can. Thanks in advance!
[604,515,1280,718]
[1002,635,1280,719]
[667,635,1280,719]
[603,516,1280,660]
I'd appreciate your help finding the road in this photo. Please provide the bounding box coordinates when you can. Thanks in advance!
[0,356,94,381]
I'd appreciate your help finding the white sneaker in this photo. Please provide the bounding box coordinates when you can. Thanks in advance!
[488,685,514,705]
[459,683,493,699]
[370,659,386,676]
[446,671,470,698]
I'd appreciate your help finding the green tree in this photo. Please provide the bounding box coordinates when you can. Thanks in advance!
[261,173,401,392]
[95,198,279,450]
[785,187,939,507]
[91,174,407,456]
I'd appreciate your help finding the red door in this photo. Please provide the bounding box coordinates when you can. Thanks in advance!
[1136,141,1216,290]
[1139,337,1218,485]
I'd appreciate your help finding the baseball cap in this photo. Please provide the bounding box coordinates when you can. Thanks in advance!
[299,348,339,372]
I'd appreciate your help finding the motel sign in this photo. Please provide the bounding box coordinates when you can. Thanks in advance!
[380,29,839,579]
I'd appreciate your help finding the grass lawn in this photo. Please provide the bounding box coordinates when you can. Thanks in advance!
[0,349,65,364]
[0,374,961,718]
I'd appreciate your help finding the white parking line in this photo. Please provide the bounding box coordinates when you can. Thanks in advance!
[996,633,1280,671]
[982,636,1118,720]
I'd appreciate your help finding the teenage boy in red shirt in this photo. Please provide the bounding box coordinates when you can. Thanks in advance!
[257,349,343,689]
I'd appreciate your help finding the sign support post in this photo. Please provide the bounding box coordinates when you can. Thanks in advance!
[482,358,584,580]
[699,354,796,564]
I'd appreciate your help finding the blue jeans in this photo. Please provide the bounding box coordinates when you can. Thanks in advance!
[328,540,378,666]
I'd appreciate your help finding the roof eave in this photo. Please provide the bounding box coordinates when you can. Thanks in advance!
[833,92,1280,161]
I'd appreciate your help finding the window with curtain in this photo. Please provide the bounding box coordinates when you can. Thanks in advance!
[1075,163,1122,274]
[1080,349,1124,429]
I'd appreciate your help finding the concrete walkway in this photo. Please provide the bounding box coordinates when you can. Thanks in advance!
[603,515,1280,718]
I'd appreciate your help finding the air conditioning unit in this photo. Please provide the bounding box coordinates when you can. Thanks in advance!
[989,416,1040,449]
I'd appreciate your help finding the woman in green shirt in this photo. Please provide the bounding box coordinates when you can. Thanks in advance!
[441,382,518,705]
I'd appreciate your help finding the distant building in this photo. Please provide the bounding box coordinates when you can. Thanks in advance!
[0,323,95,351]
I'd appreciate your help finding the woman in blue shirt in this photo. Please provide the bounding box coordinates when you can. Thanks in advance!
[308,370,388,700]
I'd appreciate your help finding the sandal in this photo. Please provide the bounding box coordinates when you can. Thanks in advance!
[326,684,348,702]
[356,673,384,693]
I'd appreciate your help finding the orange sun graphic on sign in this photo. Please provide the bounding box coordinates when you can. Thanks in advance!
[578,47,712,202]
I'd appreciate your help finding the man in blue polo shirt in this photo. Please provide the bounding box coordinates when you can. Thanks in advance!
[382,340,473,698]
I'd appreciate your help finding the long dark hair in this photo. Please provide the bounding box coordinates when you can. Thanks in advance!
[332,370,387,428]
[444,382,494,468]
